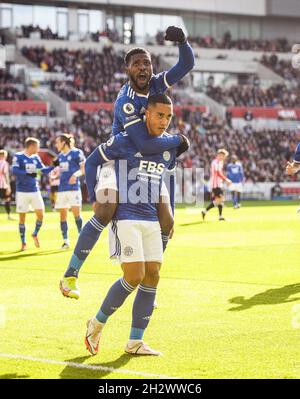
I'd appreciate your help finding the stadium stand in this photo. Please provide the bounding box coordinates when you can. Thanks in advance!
[157,31,291,52]
[206,83,300,108]
[1,108,298,183]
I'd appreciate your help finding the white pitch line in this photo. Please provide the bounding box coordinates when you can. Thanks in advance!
[0,353,178,379]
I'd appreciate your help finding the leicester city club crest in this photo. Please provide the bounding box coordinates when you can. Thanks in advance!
[163,151,170,161]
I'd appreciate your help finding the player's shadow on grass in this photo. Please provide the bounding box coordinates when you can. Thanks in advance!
[0,249,66,262]
[180,221,204,227]
[59,354,132,379]
[228,283,300,311]
[0,373,30,379]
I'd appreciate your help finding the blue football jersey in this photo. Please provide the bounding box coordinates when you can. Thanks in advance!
[112,72,170,136]
[12,152,44,192]
[97,133,176,221]
[226,163,244,183]
[57,148,85,192]
[294,142,300,163]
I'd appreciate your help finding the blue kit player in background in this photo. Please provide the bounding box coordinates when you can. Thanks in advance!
[12,137,54,250]
[60,25,194,298]
[82,94,189,355]
[227,155,245,209]
[54,134,85,249]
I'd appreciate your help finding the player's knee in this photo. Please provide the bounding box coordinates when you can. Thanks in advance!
[146,268,160,286]
[125,272,145,288]
[94,201,117,225]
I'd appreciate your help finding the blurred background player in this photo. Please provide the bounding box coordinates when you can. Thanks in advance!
[49,166,60,211]
[202,149,232,221]
[226,155,245,209]
[61,25,194,294]
[0,149,13,220]
[12,137,54,250]
[54,134,85,249]
[83,94,189,355]
[286,142,300,212]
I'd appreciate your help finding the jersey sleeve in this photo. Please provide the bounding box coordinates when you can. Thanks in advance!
[12,154,20,168]
[115,96,141,132]
[165,41,195,87]
[152,71,171,92]
[12,154,26,176]
[77,149,86,164]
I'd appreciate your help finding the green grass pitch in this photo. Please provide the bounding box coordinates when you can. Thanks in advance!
[0,201,300,379]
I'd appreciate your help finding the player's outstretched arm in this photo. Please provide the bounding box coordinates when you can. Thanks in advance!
[125,120,182,154]
[164,27,195,86]
[41,165,54,174]
[117,99,182,154]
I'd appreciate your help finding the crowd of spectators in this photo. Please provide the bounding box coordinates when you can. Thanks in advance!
[0,108,298,183]
[17,24,121,43]
[0,69,27,101]
[260,54,300,83]
[157,30,291,52]
[174,109,299,182]
[19,25,61,40]
[21,46,177,102]
[91,27,121,43]
[206,83,300,108]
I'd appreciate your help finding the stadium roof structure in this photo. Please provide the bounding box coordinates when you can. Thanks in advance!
[6,0,300,18]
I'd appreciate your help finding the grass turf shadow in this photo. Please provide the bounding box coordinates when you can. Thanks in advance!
[0,373,30,379]
[0,249,68,261]
[228,283,300,311]
[59,354,132,379]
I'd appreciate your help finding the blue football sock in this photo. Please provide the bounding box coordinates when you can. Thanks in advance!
[32,220,42,237]
[96,278,135,324]
[60,221,68,240]
[19,224,26,244]
[64,215,106,278]
[75,216,83,233]
[161,233,169,252]
[130,285,157,340]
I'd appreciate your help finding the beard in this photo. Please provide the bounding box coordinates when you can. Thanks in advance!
[129,73,150,91]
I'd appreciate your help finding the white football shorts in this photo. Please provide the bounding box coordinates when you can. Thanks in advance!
[109,219,163,264]
[16,191,45,213]
[55,190,82,209]
[229,183,243,193]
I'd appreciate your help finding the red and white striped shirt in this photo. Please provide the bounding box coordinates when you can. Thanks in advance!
[0,159,9,189]
[210,158,227,189]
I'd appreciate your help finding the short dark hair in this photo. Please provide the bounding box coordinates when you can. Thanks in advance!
[124,47,151,66]
[147,94,172,108]
[25,137,40,148]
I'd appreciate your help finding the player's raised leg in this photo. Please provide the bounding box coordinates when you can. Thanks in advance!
[61,167,117,299]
